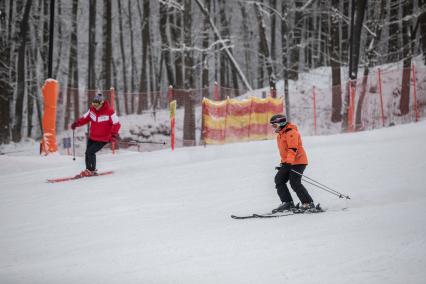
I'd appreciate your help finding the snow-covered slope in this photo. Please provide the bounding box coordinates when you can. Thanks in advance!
[1,121,425,283]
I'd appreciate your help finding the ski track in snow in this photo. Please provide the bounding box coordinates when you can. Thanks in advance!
[0,121,426,283]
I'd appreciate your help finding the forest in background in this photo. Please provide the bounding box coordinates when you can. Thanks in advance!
[0,0,425,144]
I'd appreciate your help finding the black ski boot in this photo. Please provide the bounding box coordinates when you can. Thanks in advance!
[272,201,295,213]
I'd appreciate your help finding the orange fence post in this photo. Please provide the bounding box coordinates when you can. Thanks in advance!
[412,64,419,122]
[214,81,219,101]
[312,86,317,135]
[41,79,59,154]
[377,68,385,127]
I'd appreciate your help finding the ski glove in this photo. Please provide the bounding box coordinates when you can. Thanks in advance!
[70,122,78,130]
[276,162,292,171]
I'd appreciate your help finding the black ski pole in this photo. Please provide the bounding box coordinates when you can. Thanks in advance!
[291,169,351,199]
[128,139,166,145]
[72,129,76,161]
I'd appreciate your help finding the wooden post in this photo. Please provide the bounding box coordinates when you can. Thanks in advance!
[412,64,419,122]
[377,68,385,127]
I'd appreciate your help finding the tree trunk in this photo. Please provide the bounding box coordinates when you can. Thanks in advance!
[64,0,79,130]
[194,0,252,91]
[159,1,175,87]
[330,0,342,122]
[183,0,196,146]
[102,0,112,90]
[420,0,426,65]
[42,0,49,79]
[201,0,210,93]
[0,0,13,144]
[289,0,302,81]
[387,0,400,62]
[254,3,276,93]
[281,1,291,120]
[137,0,150,113]
[218,0,239,95]
[53,0,62,79]
[26,50,34,137]
[342,0,367,131]
[170,3,183,89]
[88,0,96,90]
[12,0,32,142]
[341,0,350,63]
[270,0,277,71]
[240,3,253,87]
[355,0,386,129]
[117,0,129,114]
[128,0,137,113]
[400,0,414,115]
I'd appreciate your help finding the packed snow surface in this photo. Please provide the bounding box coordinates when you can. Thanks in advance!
[1,121,426,283]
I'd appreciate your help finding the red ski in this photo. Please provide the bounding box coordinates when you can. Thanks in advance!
[47,171,114,183]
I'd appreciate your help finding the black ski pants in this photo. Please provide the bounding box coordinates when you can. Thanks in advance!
[85,139,107,171]
[274,164,313,204]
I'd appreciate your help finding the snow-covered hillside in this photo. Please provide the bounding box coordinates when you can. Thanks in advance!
[1,121,425,283]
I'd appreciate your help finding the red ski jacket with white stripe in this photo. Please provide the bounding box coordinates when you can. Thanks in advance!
[74,101,121,142]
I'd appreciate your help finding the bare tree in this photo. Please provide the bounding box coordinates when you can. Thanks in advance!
[170,2,184,89]
[217,0,239,95]
[420,0,426,64]
[128,0,137,113]
[342,0,367,131]
[117,0,129,114]
[254,2,276,93]
[88,0,96,91]
[12,0,32,142]
[330,0,342,122]
[281,1,291,120]
[101,0,112,90]
[194,0,252,90]
[183,0,196,146]
[355,0,386,129]
[0,0,13,144]
[399,0,415,115]
[53,0,63,79]
[137,0,150,113]
[159,1,175,87]
[201,0,210,93]
[387,0,401,62]
[64,0,79,130]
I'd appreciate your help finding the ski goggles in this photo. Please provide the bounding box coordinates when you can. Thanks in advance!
[92,101,103,107]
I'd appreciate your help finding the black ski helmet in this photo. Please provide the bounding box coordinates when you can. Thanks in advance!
[93,93,105,104]
[270,114,287,127]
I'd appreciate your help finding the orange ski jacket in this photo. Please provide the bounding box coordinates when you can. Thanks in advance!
[276,123,308,165]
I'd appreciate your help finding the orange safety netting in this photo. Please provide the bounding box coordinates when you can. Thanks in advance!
[41,79,59,154]
[202,96,284,144]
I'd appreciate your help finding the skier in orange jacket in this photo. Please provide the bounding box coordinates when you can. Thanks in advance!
[270,114,314,212]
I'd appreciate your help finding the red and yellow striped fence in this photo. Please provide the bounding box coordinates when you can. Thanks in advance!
[202,96,284,144]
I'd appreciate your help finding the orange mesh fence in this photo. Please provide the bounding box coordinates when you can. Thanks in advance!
[202,96,284,144]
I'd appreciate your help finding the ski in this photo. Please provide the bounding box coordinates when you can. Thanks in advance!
[47,170,114,183]
[231,204,326,219]
[231,210,294,219]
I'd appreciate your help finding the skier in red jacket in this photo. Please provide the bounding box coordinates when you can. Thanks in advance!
[71,94,121,177]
